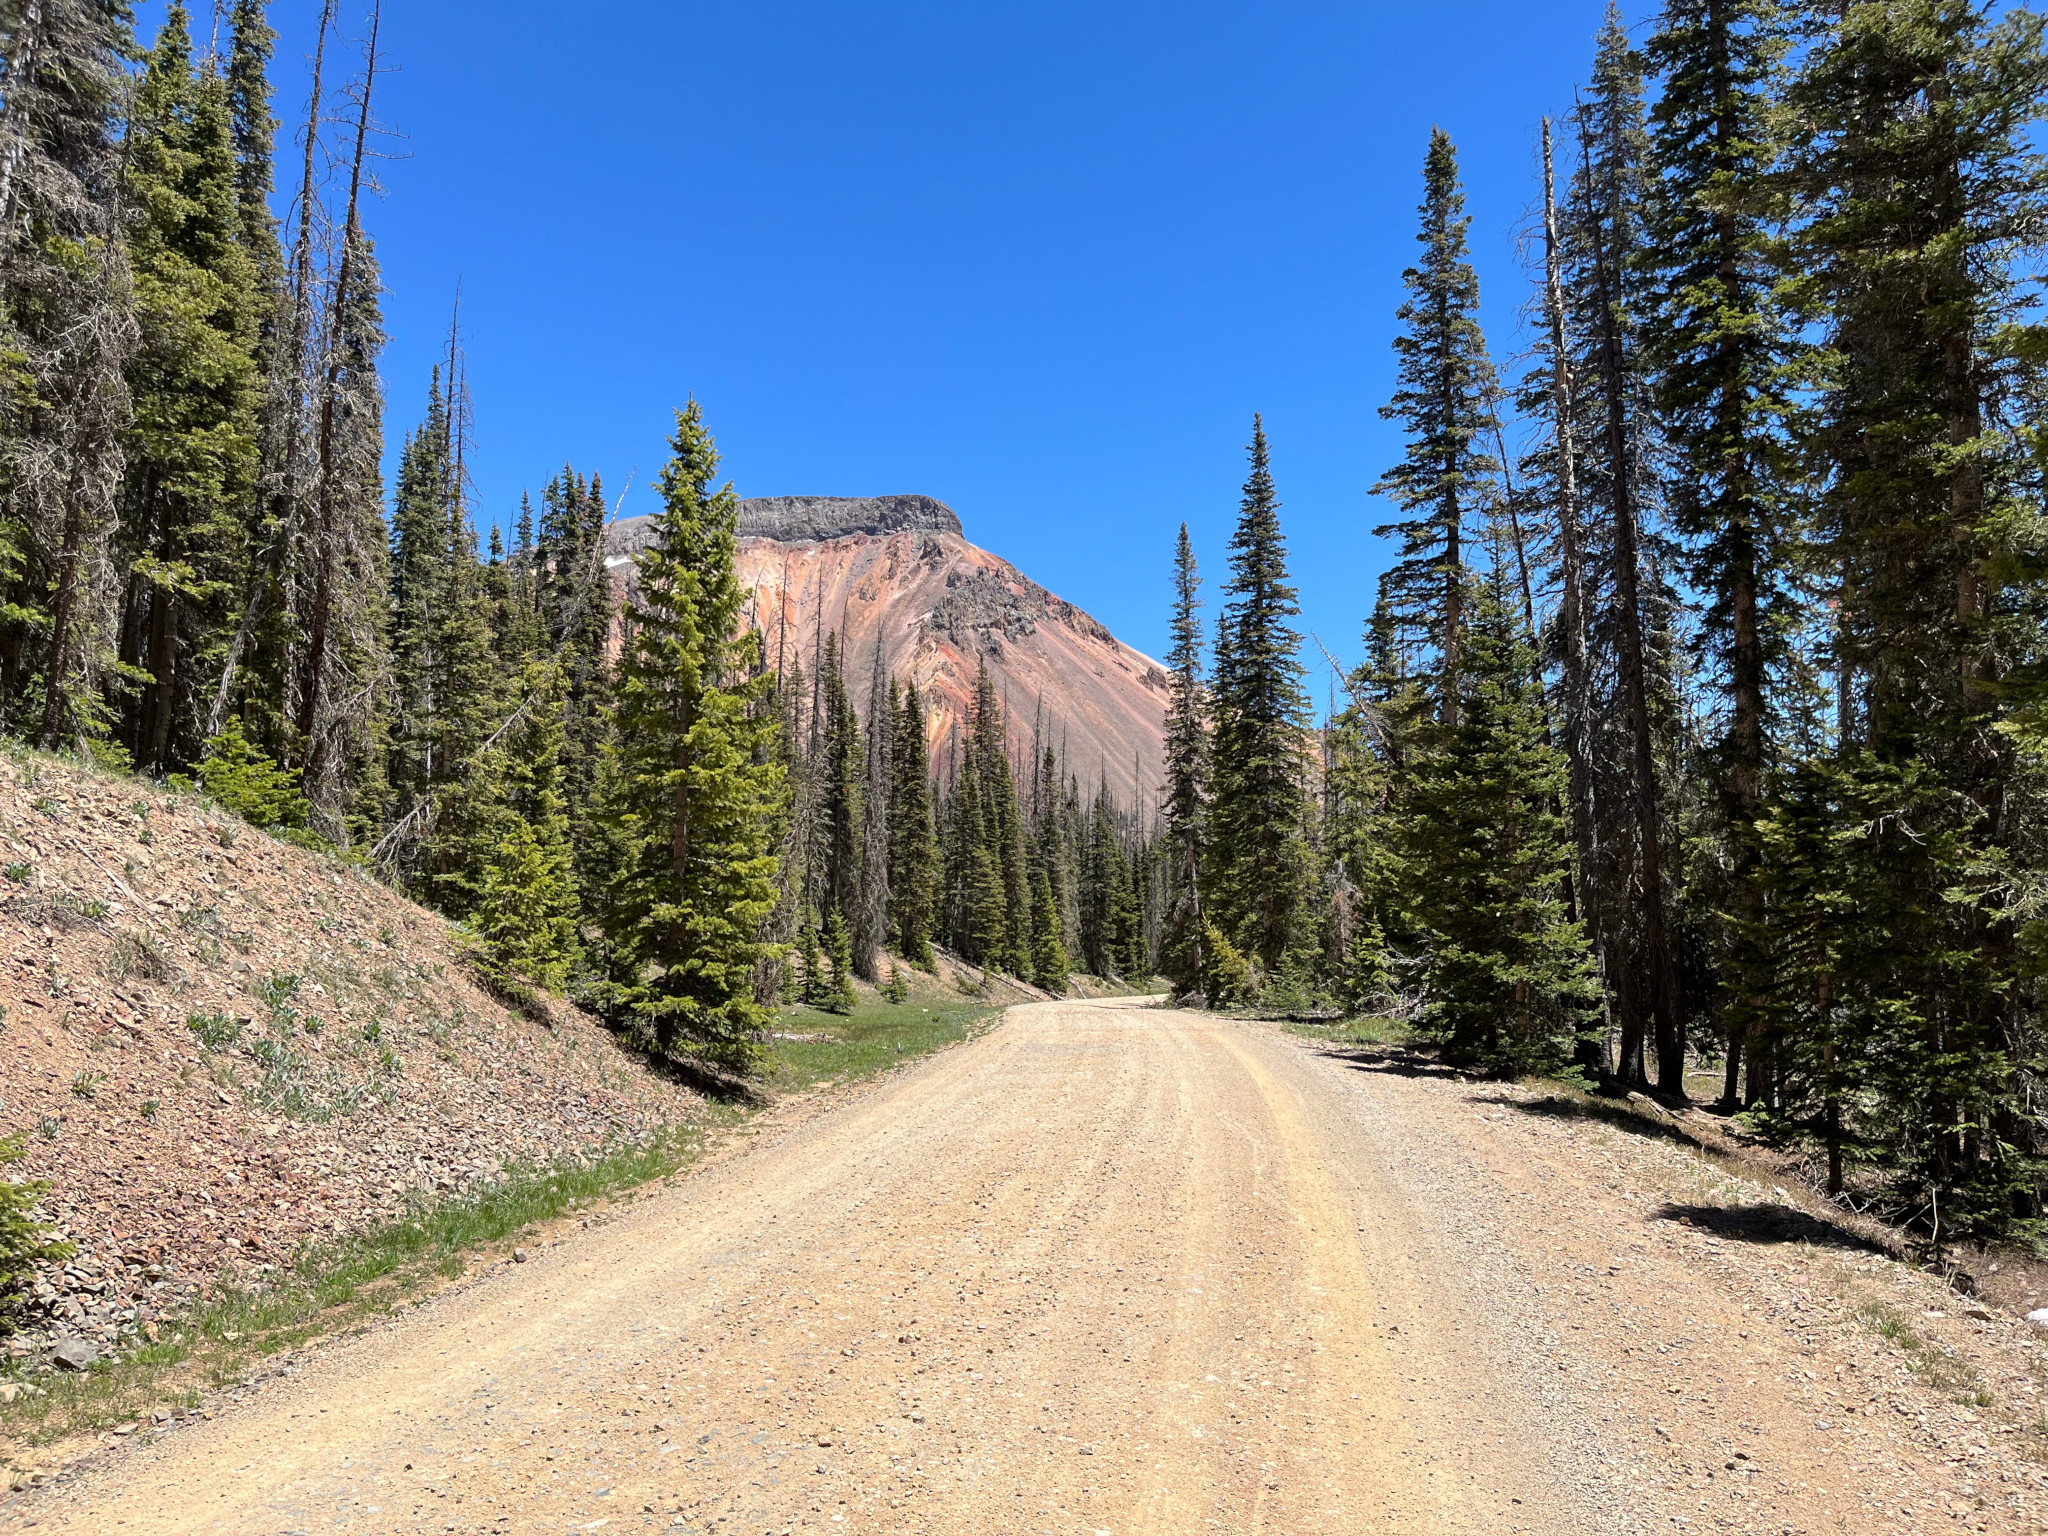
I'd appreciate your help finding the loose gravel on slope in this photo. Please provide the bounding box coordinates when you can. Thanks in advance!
[14,999,2048,1535]
[0,751,707,1367]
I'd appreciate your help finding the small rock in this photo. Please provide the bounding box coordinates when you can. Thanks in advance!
[1078,1445,1094,1456]
[2027,1308,2048,1328]
[49,1338,97,1371]
[512,1247,529,1264]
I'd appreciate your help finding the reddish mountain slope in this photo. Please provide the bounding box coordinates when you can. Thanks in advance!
[608,497,1168,808]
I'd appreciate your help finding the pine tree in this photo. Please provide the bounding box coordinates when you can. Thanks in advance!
[1519,115,1605,1076]
[1079,787,1122,976]
[816,632,862,931]
[297,9,383,806]
[1158,524,1209,995]
[888,679,938,965]
[0,0,138,747]
[1400,537,1602,1076]
[1324,685,1400,1015]
[207,0,325,762]
[533,465,616,887]
[1029,863,1069,994]
[1029,740,1072,991]
[820,909,858,1015]
[1371,127,1497,718]
[1572,5,1689,1094]
[948,729,1009,967]
[224,0,284,382]
[308,215,389,842]
[1771,0,2048,1233]
[469,660,581,992]
[1643,0,1799,1106]
[603,401,785,1072]
[1108,818,1147,979]
[384,368,500,893]
[1207,416,1312,973]
[853,644,891,980]
[118,8,265,773]
[194,715,310,836]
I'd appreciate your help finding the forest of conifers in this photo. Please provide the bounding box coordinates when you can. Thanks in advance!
[0,2,1156,1065]
[6,0,2048,1249]
[1202,0,2048,1249]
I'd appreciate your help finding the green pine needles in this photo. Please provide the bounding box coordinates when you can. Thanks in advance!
[469,662,582,992]
[0,1134,74,1293]
[1206,417,1313,977]
[1400,550,1602,1077]
[193,718,313,839]
[601,402,786,1072]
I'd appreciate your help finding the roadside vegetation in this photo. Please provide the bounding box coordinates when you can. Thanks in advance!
[0,980,996,1467]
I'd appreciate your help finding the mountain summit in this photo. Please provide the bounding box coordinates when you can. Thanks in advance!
[607,498,1167,808]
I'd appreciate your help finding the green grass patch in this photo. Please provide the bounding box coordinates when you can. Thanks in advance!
[1284,1014,1415,1047]
[764,993,1002,1093]
[0,1126,706,1454]
[0,991,1004,1460]
[1855,1301,1994,1408]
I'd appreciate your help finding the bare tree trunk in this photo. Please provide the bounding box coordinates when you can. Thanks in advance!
[1542,119,1607,1081]
[37,493,87,747]
[299,1,377,792]
[1586,136,1686,1101]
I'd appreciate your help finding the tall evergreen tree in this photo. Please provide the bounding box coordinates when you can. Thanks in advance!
[470,660,580,991]
[815,632,862,930]
[1372,127,1498,718]
[1401,521,1602,1075]
[1643,0,1798,1105]
[296,4,381,802]
[1572,6,1689,1094]
[604,401,784,1071]
[852,644,890,980]
[1158,523,1209,995]
[118,6,264,773]
[888,679,938,966]
[384,368,496,885]
[312,215,388,837]
[1771,0,2048,1231]
[224,0,283,372]
[1207,416,1312,973]
[0,0,138,746]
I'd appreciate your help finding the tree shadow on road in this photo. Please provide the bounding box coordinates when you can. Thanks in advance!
[1313,1043,1469,1081]
[1477,1090,1698,1148]
[1652,1200,1877,1253]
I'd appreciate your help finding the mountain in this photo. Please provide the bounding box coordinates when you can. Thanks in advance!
[606,496,1169,809]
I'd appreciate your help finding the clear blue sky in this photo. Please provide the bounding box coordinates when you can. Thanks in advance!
[152,0,1637,680]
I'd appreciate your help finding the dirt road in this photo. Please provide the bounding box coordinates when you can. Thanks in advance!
[17,999,2048,1534]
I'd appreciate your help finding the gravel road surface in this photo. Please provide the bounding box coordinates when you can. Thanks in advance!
[16,997,2039,1534]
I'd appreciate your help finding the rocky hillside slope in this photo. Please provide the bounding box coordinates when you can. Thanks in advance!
[609,496,1169,809]
[0,750,704,1368]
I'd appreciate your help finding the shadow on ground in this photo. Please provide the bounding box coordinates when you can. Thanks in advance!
[1653,1200,1876,1252]
[1315,1044,1469,1081]
[1478,1090,1699,1148]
